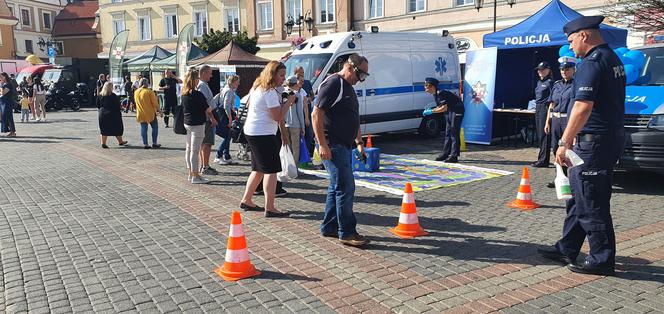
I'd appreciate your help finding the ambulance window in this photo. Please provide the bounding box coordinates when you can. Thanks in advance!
[326,54,352,77]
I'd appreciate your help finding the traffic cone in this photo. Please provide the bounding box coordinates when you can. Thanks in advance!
[507,167,541,211]
[389,183,428,238]
[366,134,373,148]
[460,128,467,151]
[215,211,261,281]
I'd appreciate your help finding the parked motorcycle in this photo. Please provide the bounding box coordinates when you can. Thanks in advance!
[44,83,87,112]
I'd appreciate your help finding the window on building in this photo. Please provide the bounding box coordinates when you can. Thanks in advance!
[455,0,474,5]
[285,0,302,22]
[257,1,273,31]
[408,0,425,12]
[194,11,208,36]
[55,42,64,56]
[319,0,334,23]
[111,0,123,3]
[25,40,33,53]
[8,6,13,17]
[43,12,52,29]
[112,17,125,35]
[165,14,177,38]
[21,9,31,26]
[137,15,151,40]
[368,0,383,18]
[225,8,239,33]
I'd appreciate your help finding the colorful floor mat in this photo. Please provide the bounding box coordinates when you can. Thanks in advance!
[299,154,513,195]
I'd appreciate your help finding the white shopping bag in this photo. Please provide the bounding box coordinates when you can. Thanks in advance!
[277,145,298,182]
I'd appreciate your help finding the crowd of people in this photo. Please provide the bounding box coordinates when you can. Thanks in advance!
[0,72,49,138]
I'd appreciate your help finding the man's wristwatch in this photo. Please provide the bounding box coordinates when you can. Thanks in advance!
[558,139,571,149]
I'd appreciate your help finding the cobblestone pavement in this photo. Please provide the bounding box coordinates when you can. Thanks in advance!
[1,109,663,313]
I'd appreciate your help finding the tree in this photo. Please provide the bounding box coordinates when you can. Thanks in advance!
[194,29,260,55]
[603,0,664,33]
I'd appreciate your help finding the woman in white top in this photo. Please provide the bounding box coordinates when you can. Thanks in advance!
[240,61,296,218]
[33,77,46,121]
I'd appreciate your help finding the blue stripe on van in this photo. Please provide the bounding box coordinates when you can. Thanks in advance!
[358,83,459,97]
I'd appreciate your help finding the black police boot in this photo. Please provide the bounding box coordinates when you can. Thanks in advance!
[537,246,576,266]
[444,156,458,163]
[546,182,555,188]
[567,261,615,276]
[435,154,449,161]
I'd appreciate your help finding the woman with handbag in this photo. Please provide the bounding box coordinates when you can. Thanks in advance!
[240,61,296,218]
[181,69,216,184]
[214,75,240,165]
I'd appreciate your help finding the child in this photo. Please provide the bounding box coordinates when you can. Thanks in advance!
[20,92,30,123]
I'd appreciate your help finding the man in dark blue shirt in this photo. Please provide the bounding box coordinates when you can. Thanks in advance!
[538,16,625,276]
[313,53,370,248]
[544,57,576,188]
[533,61,554,167]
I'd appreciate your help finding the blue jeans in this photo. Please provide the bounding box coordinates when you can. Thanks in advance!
[216,136,231,160]
[140,119,158,146]
[320,144,357,238]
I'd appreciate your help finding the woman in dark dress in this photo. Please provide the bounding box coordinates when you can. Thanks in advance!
[97,82,127,148]
[0,72,17,137]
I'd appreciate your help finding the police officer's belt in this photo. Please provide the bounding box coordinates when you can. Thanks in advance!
[551,112,567,118]
[577,133,599,142]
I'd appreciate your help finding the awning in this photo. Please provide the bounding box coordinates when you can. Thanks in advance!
[188,41,270,67]
[124,45,173,72]
[150,44,208,72]
[483,0,627,49]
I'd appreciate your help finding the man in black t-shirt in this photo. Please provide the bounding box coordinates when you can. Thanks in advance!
[159,70,182,128]
[312,53,370,248]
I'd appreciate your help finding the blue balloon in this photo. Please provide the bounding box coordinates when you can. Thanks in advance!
[624,50,646,69]
[615,47,629,56]
[618,53,632,65]
[564,51,576,58]
[559,45,571,57]
[624,64,639,85]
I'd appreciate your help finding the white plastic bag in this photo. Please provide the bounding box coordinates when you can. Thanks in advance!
[277,145,298,182]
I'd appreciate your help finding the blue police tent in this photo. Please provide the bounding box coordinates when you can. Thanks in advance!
[481,0,628,111]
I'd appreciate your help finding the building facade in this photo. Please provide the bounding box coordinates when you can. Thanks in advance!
[0,0,18,59]
[97,0,250,59]
[244,0,352,60]
[5,0,67,60]
[351,0,644,59]
[53,0,101,60]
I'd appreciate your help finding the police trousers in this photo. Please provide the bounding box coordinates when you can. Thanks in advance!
[550,115,568,154]
[535,103,551,164]
[555,132,625,268]
[442,112,463,158]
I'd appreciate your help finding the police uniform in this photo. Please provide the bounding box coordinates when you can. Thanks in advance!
[540,16,625,276]
[534,62,554,167]
[426,77,465,162]
[549,59,576,154]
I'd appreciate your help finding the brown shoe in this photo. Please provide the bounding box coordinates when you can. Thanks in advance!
[340,234,370,247]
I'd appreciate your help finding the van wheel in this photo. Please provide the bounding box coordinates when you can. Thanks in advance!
[419,115,443,138]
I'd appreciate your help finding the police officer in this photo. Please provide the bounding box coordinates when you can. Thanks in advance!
[545,56,576,188]
[422,77,464,163]
[538,16,625,276]
[533,61,554,167]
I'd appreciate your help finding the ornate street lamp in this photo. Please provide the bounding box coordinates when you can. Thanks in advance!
[475,0,516,33]
[284,10,314,37]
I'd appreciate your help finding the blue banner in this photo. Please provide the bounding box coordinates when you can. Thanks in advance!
[462,47,497,145]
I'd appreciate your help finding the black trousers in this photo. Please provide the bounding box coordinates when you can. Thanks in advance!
[535,103,551,164]
[555,133,624,268]
[442,112,463,158]
[163,98,177,126]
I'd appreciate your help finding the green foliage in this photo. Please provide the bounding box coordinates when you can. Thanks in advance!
[194,29,260,55]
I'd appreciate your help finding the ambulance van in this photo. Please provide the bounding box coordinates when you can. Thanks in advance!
[284,30,461,137]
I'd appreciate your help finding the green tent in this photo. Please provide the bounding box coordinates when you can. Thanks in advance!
[151,45,208,72]
[125,45,173,72]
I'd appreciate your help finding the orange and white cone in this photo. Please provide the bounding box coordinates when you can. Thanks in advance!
[389,183,428,238]
[366,134,373,148]
[215,211,261,281]
[507,167,540,211]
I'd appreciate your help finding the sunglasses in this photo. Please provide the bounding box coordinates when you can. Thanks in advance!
[353,66,369,82]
